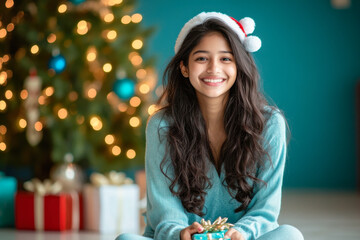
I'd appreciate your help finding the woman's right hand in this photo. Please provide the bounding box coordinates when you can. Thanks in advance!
[180,222,204,240]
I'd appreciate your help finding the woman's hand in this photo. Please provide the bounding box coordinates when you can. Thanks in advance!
[224,228,245,240]
[180,222,204,240]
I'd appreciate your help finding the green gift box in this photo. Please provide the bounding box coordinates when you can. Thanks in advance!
[192,217,233,240]
[0,172,17,227]
[192,230,230,240]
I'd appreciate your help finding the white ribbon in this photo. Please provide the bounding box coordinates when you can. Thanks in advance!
[34,194,44,231]
[90,171,133,186]
[116,188,124,233]
[69,191,80,230]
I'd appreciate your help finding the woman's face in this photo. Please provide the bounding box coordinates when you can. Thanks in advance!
[180,31,237,102]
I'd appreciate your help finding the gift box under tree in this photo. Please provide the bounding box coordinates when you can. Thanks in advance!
[15,179,82,231]
[83,171,140,234]
[0,172,17,227]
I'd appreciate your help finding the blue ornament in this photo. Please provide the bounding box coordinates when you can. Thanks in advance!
[113,78,136,100]
[69,0,86,5]
[48,54,66,73]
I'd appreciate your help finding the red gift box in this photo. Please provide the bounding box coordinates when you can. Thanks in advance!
[15,191,83,231]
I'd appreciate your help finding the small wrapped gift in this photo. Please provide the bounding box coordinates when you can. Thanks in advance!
[83,171,139,234]
[192,217,234,240]
[15,179,82,231]
[0,172,17,227]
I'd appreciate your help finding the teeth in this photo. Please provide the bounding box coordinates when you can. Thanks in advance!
[202,78,224,83]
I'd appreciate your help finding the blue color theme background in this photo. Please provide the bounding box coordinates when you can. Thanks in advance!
[137,0,360,189]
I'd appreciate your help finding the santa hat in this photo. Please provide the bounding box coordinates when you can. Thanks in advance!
[174,12,261,54]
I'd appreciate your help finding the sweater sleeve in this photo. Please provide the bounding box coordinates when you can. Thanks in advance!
[144,112,189,240]
[232,111,287,240]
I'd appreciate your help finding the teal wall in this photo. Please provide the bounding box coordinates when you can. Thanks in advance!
[137,0,360,189]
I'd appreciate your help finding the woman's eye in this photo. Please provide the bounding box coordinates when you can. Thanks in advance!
[222,57,232,61]
[195,57,207,61]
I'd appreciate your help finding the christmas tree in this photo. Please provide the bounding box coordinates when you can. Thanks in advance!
[0,0,158,179]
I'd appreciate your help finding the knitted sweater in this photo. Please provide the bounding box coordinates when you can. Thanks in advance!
[143,109,286,240]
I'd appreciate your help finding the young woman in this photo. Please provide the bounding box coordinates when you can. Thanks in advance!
[118,12,304,240]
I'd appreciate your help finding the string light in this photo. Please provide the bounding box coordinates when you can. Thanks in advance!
[19,118,27,128]
[87,88,97,99]
[0,29,7,39]
[139,83,150,94]
[112,145,121,156]
[34,121,43,131]
[0,125,7,135]
[126,149,136,159]
[86,47,97,62]
[131,13,143,23]
[148,104,158,115]
[0,100,6,111]
[128,52,138,61]
[0,71,7,85]
[90,116,103,131]
[136,69,147,79]
[5,90,13,99]
[129,116,140,127]
[117,103,128,112]
[105,134,115,145]
[104,13,114,23]
[38,95,46,105]
[103,63,112,72]
[5,0,14,8]
[129,96,141,107]
[121,15,131,24]
[2,55,9,62]
[44,86,54,96]
[30,45,39,54]
[77,20,90,35]
[0,142,6,151]
[130,55,142,66]
[132,39,143,50]
[20,89,28,100]
[47,33,57,43]
[6,23,14,32]
[113,0,123,5]
[58,4,67,13]
[106,30,117,41]
[102,0,122,6]
[58,108,68,119]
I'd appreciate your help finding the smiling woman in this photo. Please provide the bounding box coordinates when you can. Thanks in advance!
[180,31,237,103]
[117,12,304,240]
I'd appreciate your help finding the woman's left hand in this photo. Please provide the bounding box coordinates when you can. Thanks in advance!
[224,228,245,240]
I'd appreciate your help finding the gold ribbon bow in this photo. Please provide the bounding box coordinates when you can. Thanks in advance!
[24,178,62,195]
[200,217,234,232]
[90,171,133,187]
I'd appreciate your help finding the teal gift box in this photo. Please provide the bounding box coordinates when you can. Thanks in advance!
[0,172,17,227]
[192,230,230,240]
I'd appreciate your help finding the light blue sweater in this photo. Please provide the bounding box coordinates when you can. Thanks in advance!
[143,109,286,240]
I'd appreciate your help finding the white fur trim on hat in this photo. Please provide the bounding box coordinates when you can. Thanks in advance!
[174,12,261,53]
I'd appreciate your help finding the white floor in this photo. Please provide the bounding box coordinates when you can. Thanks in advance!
[279,190,360,240]
[1,190,360,240]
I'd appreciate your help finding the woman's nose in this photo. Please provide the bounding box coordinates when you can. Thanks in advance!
[206,59,220,74]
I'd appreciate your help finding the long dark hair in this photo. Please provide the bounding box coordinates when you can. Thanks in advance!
[157,19,273,216]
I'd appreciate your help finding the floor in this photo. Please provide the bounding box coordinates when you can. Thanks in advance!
[279,190,360,240]
[1,190,360,240]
